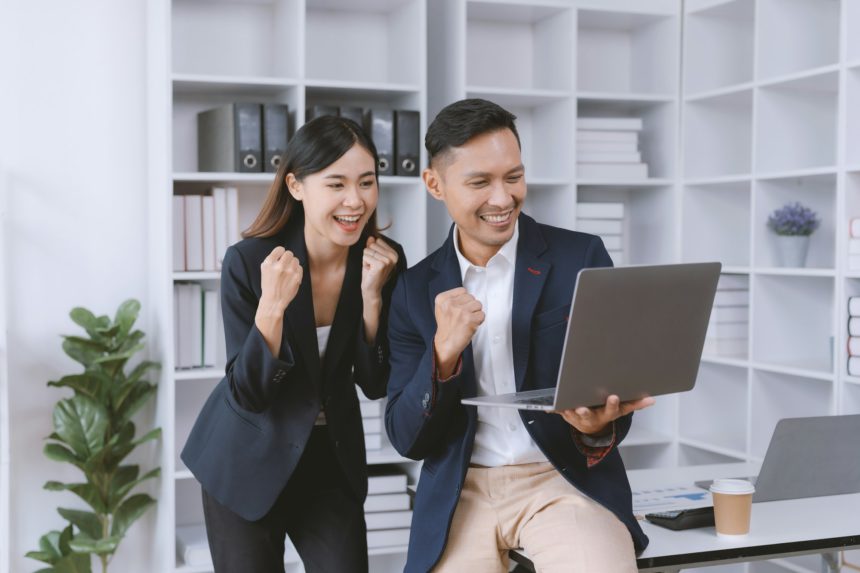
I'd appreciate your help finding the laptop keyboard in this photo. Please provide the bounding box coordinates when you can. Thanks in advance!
[516,394,555,406]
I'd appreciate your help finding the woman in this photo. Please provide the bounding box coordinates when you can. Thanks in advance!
[182,115,405,573]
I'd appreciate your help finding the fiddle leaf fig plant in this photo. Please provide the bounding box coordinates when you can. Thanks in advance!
[26,299,161,573]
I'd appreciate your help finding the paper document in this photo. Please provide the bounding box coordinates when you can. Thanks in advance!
[631,485,713,518]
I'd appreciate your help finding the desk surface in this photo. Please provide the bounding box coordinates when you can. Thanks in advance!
[506,462,860,572]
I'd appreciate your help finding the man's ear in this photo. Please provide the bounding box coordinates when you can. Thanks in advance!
[423,167,444,202]
[285,173,302,201]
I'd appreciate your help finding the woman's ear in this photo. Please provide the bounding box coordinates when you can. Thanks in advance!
[286,173,303,201]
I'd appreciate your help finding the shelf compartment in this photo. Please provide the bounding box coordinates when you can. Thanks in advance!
[680,362,748,454]
[842,383,860,414]
[172,0,301,78]
[172,88,301,173]
[756,0,840,81]
[578,98,676,180]
[577,9,677,95]
[624,393,677,443]
[682,180,751,267]
[577,185,676,266]
[678,442,746,467]
[376,184,427,270]
[523,184,575,232]
[304,86,423,131]
[175,379,219,472]
[755,71,838,173]
[750,369,833,459]
[465,1,574,92]
[683,88,752,179]
[845,69,860,166]
[305,0,423,85]
[753,173,836,270]
[849,0,860,63]
[503,98,574,181]
[752,274,835,373]
[619,443,674,470]
[683,0,754,94]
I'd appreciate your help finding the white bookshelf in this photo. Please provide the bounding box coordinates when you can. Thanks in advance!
[681,2,852,571]
[0,165,9,573]
[148,0,426,571]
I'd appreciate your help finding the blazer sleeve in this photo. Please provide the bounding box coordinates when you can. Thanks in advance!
[353,242,408,400]
[220,245,296,413]
[582,235,634,449]
[384,273,467,460]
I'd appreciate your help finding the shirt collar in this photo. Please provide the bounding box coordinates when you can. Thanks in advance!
[453,220,519,282]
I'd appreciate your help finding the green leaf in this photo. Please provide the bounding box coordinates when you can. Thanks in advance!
[111,493,155,538]
[34,568,56,573]
[114,383,156,423]
[26,532,62,564]
[47,375,100,400]
[53,551,93,572]
[111,467,160,507]
[131,428,161,448]
[44,482,106,514]
[93,343,144,366]
[69,307,98,334]
[53,396,108,460]
[44,443,84,470]
[125,360,160,385]
[57,508,102,540]
[68,535,119,556]
[58,524,74,555]
[61,337,106,367]
[114,299,140,338]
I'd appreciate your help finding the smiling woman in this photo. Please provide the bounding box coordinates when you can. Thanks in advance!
[180,115,407,573]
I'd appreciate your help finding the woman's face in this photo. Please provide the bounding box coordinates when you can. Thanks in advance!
[287,143,379,249]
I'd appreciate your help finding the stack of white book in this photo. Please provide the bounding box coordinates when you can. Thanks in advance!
[848,297,860,376]
[173,284,223,369]
[849,219,860,271]
[176,524,299,568]
[576,202,625,266]
[577,118,648,180]
[173,187,240,273]
[365,466,412,549]
[703,274,749,357]
[360,393,384,450]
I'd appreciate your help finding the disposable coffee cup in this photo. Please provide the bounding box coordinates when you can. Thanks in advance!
[709,478,755,538]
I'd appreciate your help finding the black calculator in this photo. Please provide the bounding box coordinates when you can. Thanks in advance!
[645,506,715,530]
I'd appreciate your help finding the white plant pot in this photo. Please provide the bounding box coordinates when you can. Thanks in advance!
[774,235,810,267]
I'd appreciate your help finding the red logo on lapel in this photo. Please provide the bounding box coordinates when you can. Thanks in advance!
[527,267,541,275]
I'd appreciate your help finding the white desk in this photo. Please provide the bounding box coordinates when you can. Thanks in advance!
[509,462,860,573]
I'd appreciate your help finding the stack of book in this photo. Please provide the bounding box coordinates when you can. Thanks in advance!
[576,202,625,266]
[703,274,749,357]
[360,393,384,450]
[173,284,222,370]
[849,219,860,271]
[173,187,240,273]
[848,297,860,376]
[577,117,648,180]
[365,466,412,549]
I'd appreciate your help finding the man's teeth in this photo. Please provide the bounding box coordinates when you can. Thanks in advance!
[481,212,511,223]
[334,215,360,223]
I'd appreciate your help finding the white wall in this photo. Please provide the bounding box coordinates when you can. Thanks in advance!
[1,1,156,571]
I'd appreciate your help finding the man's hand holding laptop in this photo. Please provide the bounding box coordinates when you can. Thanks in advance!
[553,394,656,436]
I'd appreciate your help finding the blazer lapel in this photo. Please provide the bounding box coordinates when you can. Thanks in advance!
[282,221,322,387]
[428,226,477,398]
[511,214,550,392]
[320,240,363,387]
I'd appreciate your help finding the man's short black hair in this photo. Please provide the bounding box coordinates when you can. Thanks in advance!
[425,98,521,167]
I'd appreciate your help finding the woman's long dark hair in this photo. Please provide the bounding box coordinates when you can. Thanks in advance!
[243,115,384,239]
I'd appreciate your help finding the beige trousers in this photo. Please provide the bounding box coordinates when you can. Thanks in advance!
[433,462,637,573]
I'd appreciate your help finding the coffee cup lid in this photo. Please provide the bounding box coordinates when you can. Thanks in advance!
[709,478,755,495]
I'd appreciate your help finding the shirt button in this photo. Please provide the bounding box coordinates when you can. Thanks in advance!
[493,335,500,344]
[507,423,517,432]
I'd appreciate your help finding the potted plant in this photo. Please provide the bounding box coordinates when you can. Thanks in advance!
[26,299,160,573]
[766,201,820,267]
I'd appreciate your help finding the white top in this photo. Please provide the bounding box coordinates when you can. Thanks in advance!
[315,325,332,426]
[453,222,547,467]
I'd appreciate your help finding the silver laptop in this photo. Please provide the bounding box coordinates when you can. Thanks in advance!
[460,262,721,411]
[695,415,860,502]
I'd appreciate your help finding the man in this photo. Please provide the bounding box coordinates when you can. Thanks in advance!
[384,99,655,572]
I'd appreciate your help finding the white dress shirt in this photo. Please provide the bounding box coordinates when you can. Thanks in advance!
[314,325,331,426]
[453,222,548,467]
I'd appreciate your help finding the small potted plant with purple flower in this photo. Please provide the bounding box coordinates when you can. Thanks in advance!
[767,201,820,267]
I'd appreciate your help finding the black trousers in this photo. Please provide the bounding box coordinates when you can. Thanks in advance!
[202,426,369,573]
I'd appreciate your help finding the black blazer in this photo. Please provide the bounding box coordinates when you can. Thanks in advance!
[384,214,647,572]
[182,214,406,521]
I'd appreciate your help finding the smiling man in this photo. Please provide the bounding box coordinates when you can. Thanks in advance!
[384,99,654,573]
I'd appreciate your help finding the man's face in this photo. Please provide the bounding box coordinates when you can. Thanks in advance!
[424,128,526,264]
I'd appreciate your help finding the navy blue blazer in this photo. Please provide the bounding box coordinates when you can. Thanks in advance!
[182,214,405,521]
[384,213,648,572]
